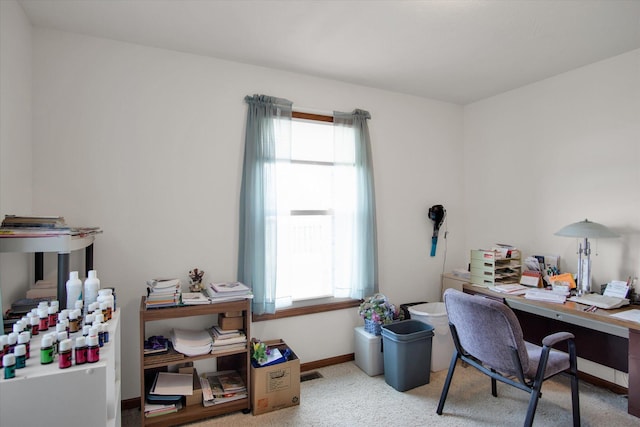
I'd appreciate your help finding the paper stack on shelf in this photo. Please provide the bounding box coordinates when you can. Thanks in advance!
[1,215,67,229]
[205,281,253,303]
[0,215,103,238]
[152,372,193,396]
[146,278,181,308]
[199,370,247,407]
[210,325,246,353]
[181,292,211,305]
[171,328,213,356]
[492,243,520,260]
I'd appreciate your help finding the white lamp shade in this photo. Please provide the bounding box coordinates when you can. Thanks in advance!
[554,219,619,239]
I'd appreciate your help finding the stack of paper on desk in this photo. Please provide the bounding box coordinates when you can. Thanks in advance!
[524,288,566,304]
[489,284,529,295]
[568,294,629,309]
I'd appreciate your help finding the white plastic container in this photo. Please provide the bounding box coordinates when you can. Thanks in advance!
[84,270,100,309]
[408,302,454,372]
[65,271,83,310]
[354,326,384,376]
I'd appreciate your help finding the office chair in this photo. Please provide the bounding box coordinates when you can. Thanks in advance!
[437,289,580,427]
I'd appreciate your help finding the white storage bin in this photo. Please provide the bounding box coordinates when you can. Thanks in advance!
[354,326,384,376]
[408,302,454,372]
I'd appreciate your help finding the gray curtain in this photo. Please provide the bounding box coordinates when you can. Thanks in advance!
[238,95,292,315]
[333,109,378,299]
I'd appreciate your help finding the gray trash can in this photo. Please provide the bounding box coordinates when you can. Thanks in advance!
[381,320,434,391]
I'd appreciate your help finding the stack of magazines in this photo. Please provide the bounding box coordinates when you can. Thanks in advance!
[210,325,246,353]
[199,370,247,406]
[170,328,212,356]
[146,279,181,308]
[205,281,253,302]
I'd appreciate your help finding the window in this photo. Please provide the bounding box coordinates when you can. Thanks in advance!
[239,95,377,317]
[274,113,353,307]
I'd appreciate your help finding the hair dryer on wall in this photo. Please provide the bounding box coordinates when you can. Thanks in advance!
[428,204,446,257]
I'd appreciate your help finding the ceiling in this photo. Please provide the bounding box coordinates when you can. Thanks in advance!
[18,0,640,105]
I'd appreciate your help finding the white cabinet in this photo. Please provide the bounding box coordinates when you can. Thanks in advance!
[0,311,121,427]
[441,273,469,299]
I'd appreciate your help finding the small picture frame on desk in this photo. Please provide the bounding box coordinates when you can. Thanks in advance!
[520,270,542,287]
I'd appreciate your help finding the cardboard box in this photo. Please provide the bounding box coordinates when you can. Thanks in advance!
[222,311,243,318]
[218,313,244,330]
[178,366,202,407]
[250,340,300,415]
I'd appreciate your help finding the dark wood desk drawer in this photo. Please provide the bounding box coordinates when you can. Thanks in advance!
[513,309,628,372]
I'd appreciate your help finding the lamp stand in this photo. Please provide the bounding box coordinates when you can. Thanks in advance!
[577,238,592,296]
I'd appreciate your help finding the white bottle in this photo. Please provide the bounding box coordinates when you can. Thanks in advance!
[84,270,100,309]
[66,271,83,310]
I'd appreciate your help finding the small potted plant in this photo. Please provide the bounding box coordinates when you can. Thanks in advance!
[358,293,402,335]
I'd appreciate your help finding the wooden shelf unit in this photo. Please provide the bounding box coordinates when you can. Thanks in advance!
[139,297,251,426]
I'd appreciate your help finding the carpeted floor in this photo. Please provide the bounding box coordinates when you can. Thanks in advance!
[123,361,638,426]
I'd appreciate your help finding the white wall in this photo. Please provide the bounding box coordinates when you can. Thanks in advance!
[9,8,637,403]
[28,28,464,400]
[463,49,640,387]
[463,49,640,287]
[0,0,33,315]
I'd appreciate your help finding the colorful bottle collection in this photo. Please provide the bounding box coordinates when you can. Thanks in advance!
[0,287,114,380]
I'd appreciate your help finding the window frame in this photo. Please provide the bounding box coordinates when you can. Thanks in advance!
[252,110,361,322]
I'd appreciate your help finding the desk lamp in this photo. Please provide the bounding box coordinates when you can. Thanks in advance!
[555,219,619,296]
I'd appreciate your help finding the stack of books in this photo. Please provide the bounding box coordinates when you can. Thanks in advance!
[199,370,247,406]
[210,325,246,354]
[0,215,102,238]
[144,372,188,418]
[170,328,212,356]
[2,215,67,228]
[180,291,212,305]
[146,279,181,308]
[205,281,253,302]
[144,402,181,418]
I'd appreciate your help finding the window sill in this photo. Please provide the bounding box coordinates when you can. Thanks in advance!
[252,297,361,322]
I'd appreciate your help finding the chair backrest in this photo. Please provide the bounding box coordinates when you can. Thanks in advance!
[444,289,530,376]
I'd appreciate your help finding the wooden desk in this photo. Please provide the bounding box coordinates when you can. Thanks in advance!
[462,283,640,417]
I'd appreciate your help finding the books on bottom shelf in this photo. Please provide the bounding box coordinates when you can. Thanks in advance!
[144,372,186,417]
[144,402,182,418]
[199,370,247,406]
